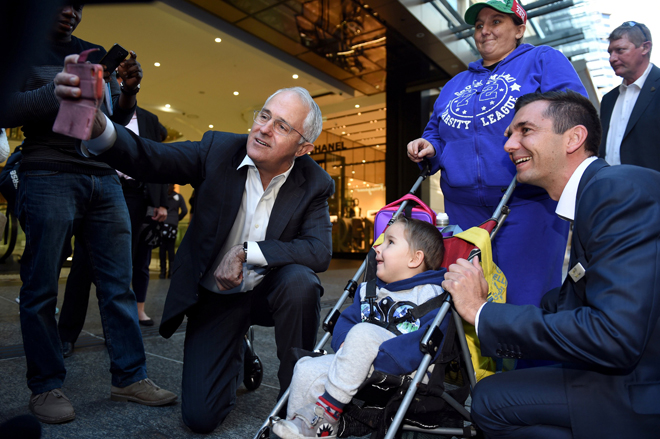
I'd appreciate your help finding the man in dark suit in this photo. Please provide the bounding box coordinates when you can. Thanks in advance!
[443,90,660,438]
[599,21,660,172]
[55,63,334,434]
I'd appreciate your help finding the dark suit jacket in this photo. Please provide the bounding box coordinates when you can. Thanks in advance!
[478,159,660,438]
[97,126,335,338]
[599,64,660,172]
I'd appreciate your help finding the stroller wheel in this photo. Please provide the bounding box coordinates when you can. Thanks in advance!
[243,352,263,391]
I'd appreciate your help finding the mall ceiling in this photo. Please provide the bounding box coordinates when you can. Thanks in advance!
[75,0,387,147]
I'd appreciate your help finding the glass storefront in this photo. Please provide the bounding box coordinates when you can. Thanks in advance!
[311,130,385,254]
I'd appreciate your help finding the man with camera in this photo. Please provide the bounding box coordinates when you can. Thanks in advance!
[0,4,176,424]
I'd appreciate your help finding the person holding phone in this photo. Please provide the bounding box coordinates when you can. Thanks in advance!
[0,4,176,424]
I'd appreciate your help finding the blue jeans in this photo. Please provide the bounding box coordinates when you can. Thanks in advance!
[17,170,147,394]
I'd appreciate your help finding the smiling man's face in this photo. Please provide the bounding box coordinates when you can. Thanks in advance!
[246,91,313,179]
[52,5,83,42]
[503,100,567,198]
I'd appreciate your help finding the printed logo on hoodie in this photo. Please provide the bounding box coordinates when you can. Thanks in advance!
[440,72,522,130]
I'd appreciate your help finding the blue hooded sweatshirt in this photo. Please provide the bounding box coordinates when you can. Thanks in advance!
[422,43,588,208]
[331,269,449,376]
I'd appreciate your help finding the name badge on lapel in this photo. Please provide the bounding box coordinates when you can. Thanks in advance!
[568,262,586,283]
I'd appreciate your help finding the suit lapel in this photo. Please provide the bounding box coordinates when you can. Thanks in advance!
[266,163,305,240]
[565,159,609,305]
[624,65,660,140]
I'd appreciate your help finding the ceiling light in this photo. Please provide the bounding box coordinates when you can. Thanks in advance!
[362,160,366,163]
[209,124,214,128]
[165,104,171,108]
[292,74,299,79]
[215,38,222,43]
[355,104,360,108]
[357,112,361,116]
[342,131,345,134]
[154,62,161,67]
[233,91,239,96]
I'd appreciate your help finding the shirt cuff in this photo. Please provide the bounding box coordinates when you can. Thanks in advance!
[474,302,487,337]
[81,113,117,157]
[246,241,267,267]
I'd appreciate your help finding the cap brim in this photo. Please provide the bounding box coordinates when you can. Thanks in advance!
[464,4,488,25]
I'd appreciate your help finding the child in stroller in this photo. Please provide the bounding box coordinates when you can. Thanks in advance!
[273,215,447,439]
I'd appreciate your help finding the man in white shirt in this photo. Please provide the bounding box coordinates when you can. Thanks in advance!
[599,21,660,172]
[54,56,335,434]
[442,90,660,438]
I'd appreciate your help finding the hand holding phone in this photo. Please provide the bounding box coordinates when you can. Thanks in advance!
[52,49,104,140]
[100,43,129,73]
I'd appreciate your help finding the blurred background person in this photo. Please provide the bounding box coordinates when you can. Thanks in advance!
[599,21,660,172]
[0,4,175,423]
[159,184,188,279]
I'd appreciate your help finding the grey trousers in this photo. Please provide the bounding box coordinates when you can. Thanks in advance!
[287,322,395,418]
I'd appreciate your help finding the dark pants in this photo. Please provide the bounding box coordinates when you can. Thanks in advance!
[18,171,146,393]
[181,264,323,434]
[58,185,148,343]
[159,237,176,275]
[471,365,572,439]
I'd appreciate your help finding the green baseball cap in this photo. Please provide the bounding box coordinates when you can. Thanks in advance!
[464,0,528,25]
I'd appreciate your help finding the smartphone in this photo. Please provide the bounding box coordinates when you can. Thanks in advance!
[52,62,104,140]
[100,43,129,72]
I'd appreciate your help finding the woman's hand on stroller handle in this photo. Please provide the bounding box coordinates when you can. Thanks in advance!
[442,256,489,325]
[406,138,435,163]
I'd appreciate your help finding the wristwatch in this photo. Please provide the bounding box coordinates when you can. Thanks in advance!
[243,241,248,260]
[121,83,140,95]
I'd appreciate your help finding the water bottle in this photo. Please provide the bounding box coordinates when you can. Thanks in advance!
[436,212,449,228]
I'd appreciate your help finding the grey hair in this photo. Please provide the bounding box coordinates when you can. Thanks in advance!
[263,87,323,144]
[609,22,652,56]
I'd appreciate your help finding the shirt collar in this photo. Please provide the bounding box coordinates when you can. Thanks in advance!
[620,62,654,90]
[237,155,295,180]
[555,156,598,222]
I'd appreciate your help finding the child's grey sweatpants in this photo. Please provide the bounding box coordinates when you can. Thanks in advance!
[287,322,395,419]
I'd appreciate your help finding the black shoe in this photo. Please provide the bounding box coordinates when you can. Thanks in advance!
[62,342,74,358]
[139,319,155,327]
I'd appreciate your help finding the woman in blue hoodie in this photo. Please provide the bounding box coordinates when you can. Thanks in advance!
[407,0,587,314]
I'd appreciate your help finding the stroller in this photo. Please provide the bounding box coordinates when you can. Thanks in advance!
[253,164,517,439]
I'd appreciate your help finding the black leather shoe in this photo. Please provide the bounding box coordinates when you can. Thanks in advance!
[62,342,74,358]
[139,319,155,327]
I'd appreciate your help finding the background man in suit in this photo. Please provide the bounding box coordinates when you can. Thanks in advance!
[54,63,335,434]
[599,21,660,172]
[443,90,660,438]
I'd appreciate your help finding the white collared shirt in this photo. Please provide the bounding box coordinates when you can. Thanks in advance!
[199,155,294,293]
[605,62,654,165]
[555,156,598,222]
[474,156,598,336]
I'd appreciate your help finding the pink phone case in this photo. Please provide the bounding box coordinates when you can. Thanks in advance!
[53,51,104,141]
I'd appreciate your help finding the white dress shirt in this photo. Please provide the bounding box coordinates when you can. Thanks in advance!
[82,115,294,293]
[474,156,598,336]
[199,155,294,293]
[605,62,654,165]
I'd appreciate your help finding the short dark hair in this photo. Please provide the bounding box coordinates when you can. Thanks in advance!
[609,21,652,56]
[514,90,601,156]
[393,215,445,271]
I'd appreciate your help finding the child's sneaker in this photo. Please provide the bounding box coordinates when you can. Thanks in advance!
[272,403,339,438]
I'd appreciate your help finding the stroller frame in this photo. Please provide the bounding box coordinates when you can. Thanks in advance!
[253,166,517,439]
